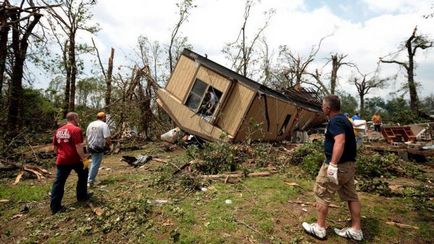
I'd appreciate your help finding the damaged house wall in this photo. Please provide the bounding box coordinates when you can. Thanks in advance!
[157,49,326,142]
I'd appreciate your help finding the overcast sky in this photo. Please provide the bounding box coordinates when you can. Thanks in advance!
[38,0,434,100]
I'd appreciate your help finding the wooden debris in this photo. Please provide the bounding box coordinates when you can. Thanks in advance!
[88,203,104,216]
[11,214,23,220]
[288,200,339,209]
[173,160,199,175]
[11,164,51,185]
[234,219,263,235]
[201,171,272,180]
[385,221,419,230]
[151,158,168,163]
[13,171,24,185]
[284,182,300,187]
[0,199,10,203]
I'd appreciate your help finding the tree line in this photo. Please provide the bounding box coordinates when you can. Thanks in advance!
[0,0,433,146]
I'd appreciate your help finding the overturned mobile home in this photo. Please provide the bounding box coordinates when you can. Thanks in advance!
[157,49,326,142]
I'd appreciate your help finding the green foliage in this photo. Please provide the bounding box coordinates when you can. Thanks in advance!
[22,88,58,131]
[356,152,398,178]
[420,94,434,114]
[406,184,434,214]
[250,143,275,168]
[337,91,358,115]
[356,152,424,179]
[289,141,324,178]
[364,96,387,116]
[358,178,392,196]
[187,141,243,174]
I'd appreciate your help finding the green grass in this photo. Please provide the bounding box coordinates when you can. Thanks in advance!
[1,145,433,243]
[0,181,50,202]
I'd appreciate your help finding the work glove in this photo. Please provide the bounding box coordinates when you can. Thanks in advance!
[83,158,91,170]
[327,163,339,185]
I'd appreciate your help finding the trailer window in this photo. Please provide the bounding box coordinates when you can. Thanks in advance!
[198,87,222,116]
[186,79,208,110]
[185,79,222,118]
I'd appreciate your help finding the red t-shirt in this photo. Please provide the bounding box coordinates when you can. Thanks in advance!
[53,123,83,165]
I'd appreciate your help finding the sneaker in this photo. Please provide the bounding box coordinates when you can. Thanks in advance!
[302,222,326,240]
[334,227,363,241]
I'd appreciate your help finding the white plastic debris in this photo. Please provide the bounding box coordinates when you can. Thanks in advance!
[160,127,182,143]
[224,199,232,205]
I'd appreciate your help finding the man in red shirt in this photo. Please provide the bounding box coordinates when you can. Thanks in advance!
[50,112,90,214]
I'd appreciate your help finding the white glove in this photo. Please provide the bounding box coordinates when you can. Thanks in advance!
[327,163,339,185]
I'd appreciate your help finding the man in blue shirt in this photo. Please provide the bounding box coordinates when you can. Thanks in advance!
[352,112,361,121]
[302,95,363,241]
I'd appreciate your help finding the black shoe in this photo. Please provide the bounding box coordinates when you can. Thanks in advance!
[51,206,66,215]
[78,192,93,202]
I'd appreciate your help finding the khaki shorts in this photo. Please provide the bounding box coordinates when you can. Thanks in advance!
[314,161,359,206]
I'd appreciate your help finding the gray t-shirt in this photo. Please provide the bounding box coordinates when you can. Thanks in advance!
[86,120,110,149]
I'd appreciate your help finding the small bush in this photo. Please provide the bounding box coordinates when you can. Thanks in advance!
[187,141,244,174]
[289,142,324,178]
[356,151,425,179]
[356,152,397,178]
[403,184,434,215]
[358,178,392,196]
[250,143,275,168]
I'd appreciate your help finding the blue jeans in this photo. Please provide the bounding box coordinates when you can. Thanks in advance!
[50,163,88,213]
[88,152,103,183]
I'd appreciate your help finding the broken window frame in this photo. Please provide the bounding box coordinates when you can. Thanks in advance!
[185,78,223,122]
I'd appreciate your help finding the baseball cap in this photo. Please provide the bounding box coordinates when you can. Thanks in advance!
[97,112,105,119]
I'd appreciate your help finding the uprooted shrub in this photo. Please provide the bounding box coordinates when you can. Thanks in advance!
[186,141,245,175]
[405,184,434,217]
[356,151,425,179]
[289,141,325,178]
[358,178,392,196]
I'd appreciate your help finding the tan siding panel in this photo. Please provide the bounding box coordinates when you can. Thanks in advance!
[216,84,255,135]
[166,56,198,101]
[195,67,231,93]
[236,96,299,141]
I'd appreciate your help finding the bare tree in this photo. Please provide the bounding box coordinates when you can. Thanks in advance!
[43,0,99,116]
[306,69,330,95]
[2,1,48,135]
[0,0,11,98]
[274,36,329,92]
[328,53,356,94]
[380,26,433,112]
[92,37,114,113]
[351,72,389,117]
[223,0,274,78]
[168,0,195,73]
[259,37,272,85]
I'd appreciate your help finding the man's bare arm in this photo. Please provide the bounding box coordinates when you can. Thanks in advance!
[75,142,89,160]
[330,133,345,165]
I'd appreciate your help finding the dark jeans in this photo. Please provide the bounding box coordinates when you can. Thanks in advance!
[374,124,381,132]
[50,163,89,213]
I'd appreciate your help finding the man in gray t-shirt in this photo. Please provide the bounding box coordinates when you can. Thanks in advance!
[86,112,111,187]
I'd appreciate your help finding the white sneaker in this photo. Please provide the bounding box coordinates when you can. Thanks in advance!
[334,227,364,241]
[302,222,326,240]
